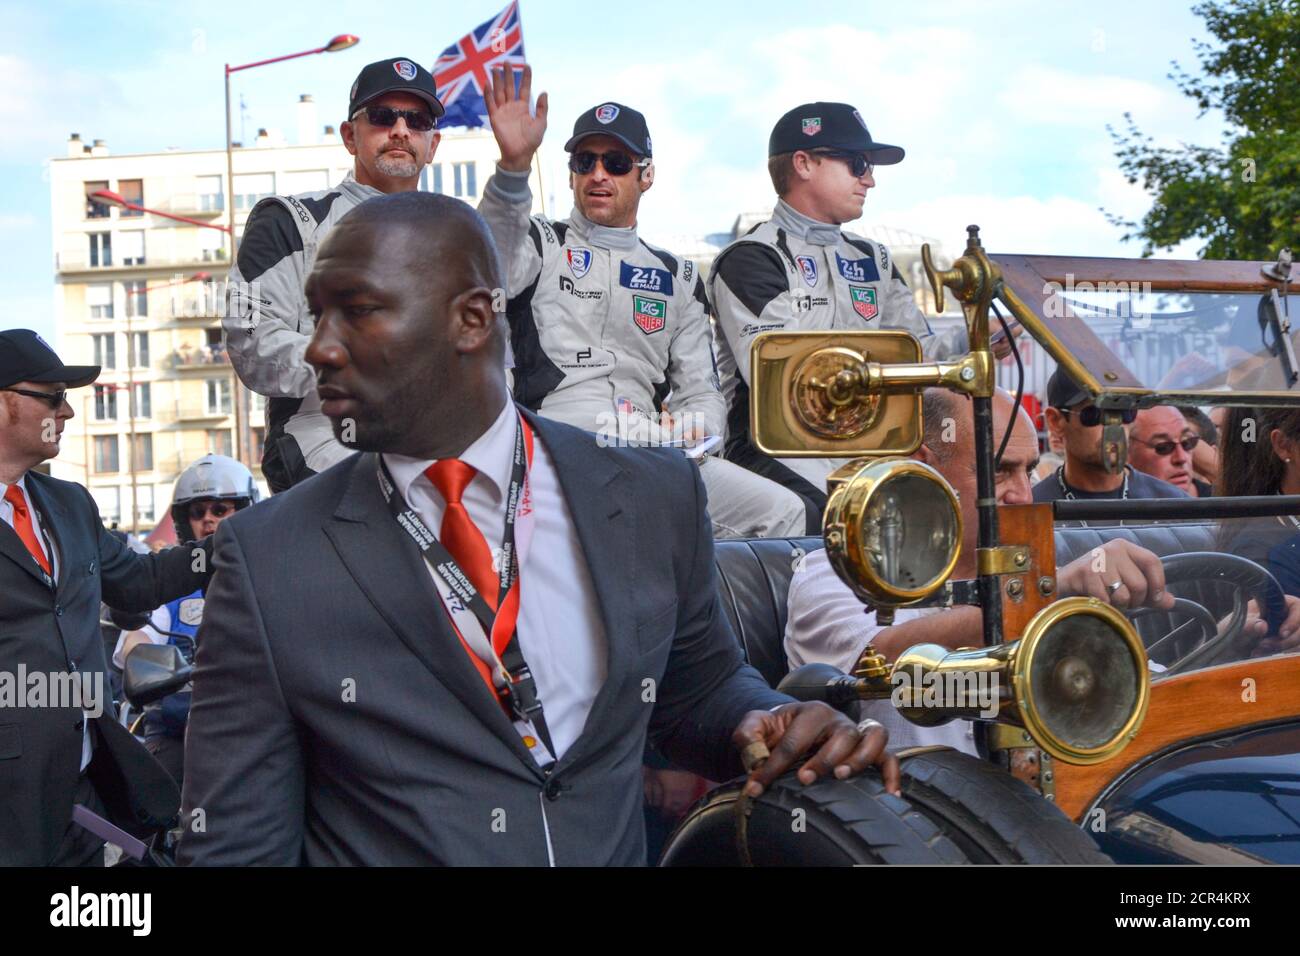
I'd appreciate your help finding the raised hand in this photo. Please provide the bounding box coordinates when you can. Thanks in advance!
[483,63,548,173]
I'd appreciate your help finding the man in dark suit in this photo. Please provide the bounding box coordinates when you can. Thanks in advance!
[0,329,214,865]
[179,192,900,866]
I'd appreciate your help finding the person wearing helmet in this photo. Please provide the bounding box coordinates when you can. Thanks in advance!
[113,455,259,787]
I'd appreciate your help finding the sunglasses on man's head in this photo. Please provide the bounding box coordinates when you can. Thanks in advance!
[567,150,650,177]
[1132,434,1201,457]
[354,106,436,132]
[811,150,875,178]
[2,387,67,409]
[187,501,238,522]
[1060,405,1138,427]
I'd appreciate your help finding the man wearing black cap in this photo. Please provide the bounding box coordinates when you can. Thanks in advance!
[477,70,808,538]
[710,103,974,521]
[0,329,214,864]
[1033,366,1189,507]
[224,57,539,493]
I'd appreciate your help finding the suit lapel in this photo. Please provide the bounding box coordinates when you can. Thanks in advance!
[2,475,62,589]
[324,453,545,779]
[25,477,73,591]
[523,413,639,773]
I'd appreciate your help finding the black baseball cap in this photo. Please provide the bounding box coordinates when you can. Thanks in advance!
[347,57,445,120]
[769,102,904,164]
[563,103,652,158]
[1047,367,1090,409]
[0,329,99,390]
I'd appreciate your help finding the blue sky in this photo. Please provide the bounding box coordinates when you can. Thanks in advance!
[1,0,1222,341]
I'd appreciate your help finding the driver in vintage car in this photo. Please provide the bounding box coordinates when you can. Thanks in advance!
[785,387,1300,751]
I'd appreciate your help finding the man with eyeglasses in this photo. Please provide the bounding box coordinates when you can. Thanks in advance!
[477,74,809,539]
[710,103,977,526]
[224,57,534,493]
[0,329,215,864]
[1033,368,1189,506]
[1128,406,1212,498]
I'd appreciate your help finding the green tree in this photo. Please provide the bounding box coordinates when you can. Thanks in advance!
[1107,0,1300,259]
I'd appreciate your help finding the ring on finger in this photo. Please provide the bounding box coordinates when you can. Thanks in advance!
[856,718,882,736]
[1106,579,1124,595]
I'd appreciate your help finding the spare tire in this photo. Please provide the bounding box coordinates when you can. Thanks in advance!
[658,748,1112,866]
[658,768,968,866]
[896,748,1112,864]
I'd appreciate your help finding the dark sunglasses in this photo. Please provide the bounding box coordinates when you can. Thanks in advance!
[2,387,67,408]
[1060,405,1138,427]
[187,501,238,521]
[1133,434,1201,457]
[355,106,436,132]
[568,150,650,176]
[812,150,875,178]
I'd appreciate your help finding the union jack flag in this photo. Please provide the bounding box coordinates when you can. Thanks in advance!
[432,1,527,130]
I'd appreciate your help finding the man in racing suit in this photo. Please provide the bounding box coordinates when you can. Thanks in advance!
[223,57,531,492]
[478,73,807,537]
[711,102,975,520]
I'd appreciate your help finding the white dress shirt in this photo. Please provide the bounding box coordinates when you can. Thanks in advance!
[384,400,608,760]
[1,474,89,769]
[784,547,976,755]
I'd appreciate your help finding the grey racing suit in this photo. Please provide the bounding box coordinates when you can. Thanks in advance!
[710,199,967,519]
[481,166,807,538]
[223,171,530,493]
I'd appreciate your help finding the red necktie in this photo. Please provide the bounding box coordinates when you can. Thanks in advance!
[425,459,506,697]
[5,484,52,577]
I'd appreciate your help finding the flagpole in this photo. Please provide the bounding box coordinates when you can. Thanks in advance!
[533,150,546,218]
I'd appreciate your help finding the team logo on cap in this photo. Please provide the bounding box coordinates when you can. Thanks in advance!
[850,287,879,321]
[595,104,620,124]
[802,117,822,136]
[632,295,666,335]
[567,248,593,279]
[853,109,868,130]
[795,255,818,287]
[393,60,418,81]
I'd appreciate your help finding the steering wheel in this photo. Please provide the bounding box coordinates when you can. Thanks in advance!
[1127,552,1288,676]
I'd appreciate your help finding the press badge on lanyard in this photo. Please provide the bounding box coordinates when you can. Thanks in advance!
[377,413,556,770]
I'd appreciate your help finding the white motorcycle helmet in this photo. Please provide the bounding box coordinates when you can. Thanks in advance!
[169,454,259,540]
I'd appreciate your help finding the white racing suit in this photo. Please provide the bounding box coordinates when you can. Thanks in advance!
[710,199,967,521]
[481,166,807,538]
[223,172,530,493]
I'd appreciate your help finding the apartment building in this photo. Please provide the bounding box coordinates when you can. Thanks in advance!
[48,106,544,534]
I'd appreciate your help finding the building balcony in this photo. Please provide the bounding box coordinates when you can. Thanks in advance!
[154,194,225,217]
[56,248,229,275]
[171,346,230,369]
[175,405,234,423]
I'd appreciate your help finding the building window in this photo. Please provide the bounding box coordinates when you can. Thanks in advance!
[91,486,121,524]
[89,232,112,268]
[86,283,113,319]
[135,484,155,524]
[128,331,149,368]
[234,173,275,211]
[206,378,232,415]
[199,225,225,262]
[425,165,444,194]
[196,175,224,212]
[93,385,118,420]
[125,279,147,317]
[85,181,110,219]
[118,179,143,218]
[130,433,153,471]
[91,333,116,369]
[94,435,119,473]
[208,429,234,458]
[452,162,477,198]
[251,426,266,461]
[118,230,145,267]
[133,382,151,419]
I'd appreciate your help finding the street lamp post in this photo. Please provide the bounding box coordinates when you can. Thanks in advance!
[224,34,359,469]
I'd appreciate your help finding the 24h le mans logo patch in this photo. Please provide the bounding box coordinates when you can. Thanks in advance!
[850,286,878,321]
[632,295,666,334]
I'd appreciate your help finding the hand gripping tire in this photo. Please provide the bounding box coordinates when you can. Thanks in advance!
[658,748,1112,866]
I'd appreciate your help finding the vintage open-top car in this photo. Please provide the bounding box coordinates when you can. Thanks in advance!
[660,230,1300,865]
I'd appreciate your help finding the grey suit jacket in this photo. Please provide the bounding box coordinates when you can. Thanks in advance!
[178,410,789,865]
[0,471,211,865]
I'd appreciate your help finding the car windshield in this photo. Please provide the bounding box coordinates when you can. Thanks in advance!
[995,254,1300,400]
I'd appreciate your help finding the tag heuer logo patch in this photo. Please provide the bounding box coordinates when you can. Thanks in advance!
[595,103,620,124]
[850,286,879,321]
[802,117,822,136]
[393,60,418,81]
[566,247,593,279]
[632,295,666,334]
[795,255,818,287]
